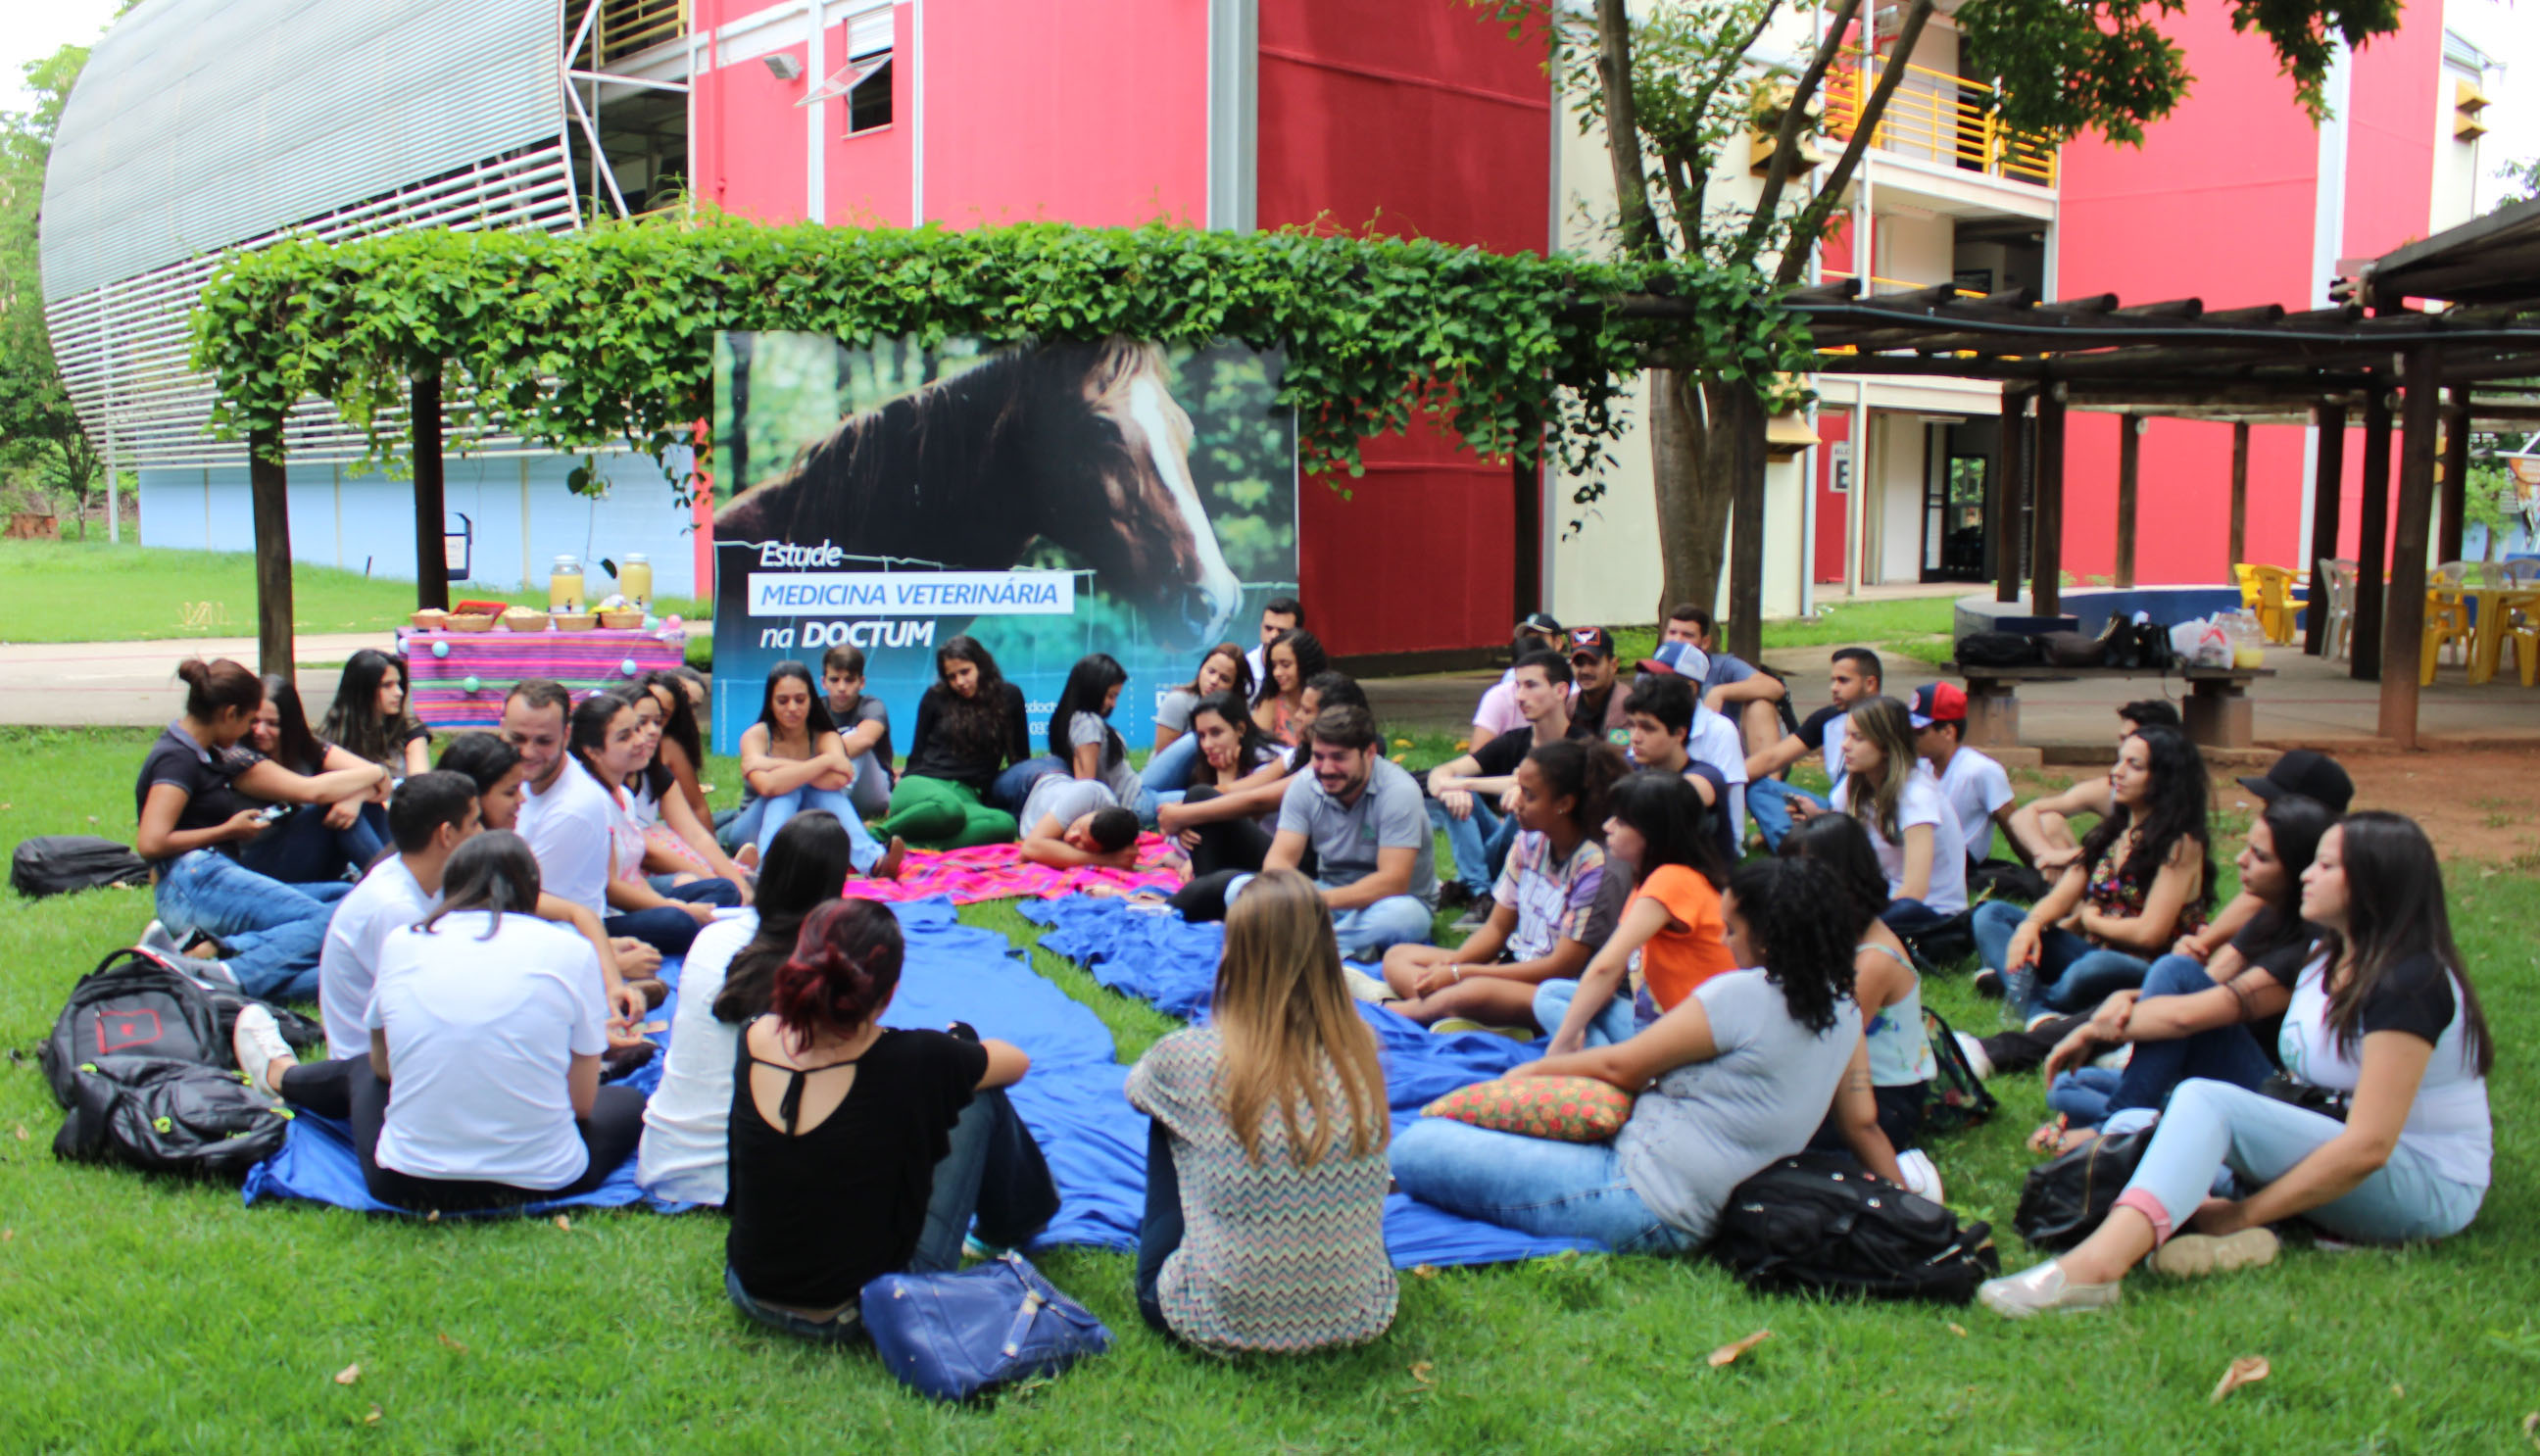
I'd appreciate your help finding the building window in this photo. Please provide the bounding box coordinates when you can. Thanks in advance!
[849,56,893,134]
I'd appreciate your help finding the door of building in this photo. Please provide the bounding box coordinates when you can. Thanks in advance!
[1920,424,1992,582]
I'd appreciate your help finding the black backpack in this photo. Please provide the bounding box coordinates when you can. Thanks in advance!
[1919,1008,1999,1136]
[11,835,151,898]
[51,1054,292,1178]
[39,948,320,1107]
[1955,632,2041,668]
[2013,1127,2155,1250]
[1712,1150,2000,1304]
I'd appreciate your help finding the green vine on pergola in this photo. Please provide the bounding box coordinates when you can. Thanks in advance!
[188,217,1817,489]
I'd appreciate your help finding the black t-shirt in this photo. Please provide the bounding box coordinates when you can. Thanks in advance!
[724,1027,990,1310]
[903,681,1031,792]
[133,724,266,867]
[1794,704,1844,750]
[2257,947,2458,1046]
[1471,730,1533,781]
[829,693,897,776]
[2228,905,2318,979]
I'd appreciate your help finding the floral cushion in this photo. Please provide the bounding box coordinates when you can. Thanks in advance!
[1420,1075,1634,1142]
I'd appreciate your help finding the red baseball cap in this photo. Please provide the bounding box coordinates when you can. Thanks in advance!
[1909,682,1967,727]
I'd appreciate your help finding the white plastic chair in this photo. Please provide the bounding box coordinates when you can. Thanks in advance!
[2498,558,2540,587]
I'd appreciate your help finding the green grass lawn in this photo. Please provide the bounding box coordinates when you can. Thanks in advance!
[0,538,710,644]
[3,726,2534,1448]
[1762,596,1958,666]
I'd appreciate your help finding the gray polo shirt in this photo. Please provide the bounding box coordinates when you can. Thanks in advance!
[1276,756,1438,908]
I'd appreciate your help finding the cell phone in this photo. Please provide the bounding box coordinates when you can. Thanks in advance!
[256,803,293,823]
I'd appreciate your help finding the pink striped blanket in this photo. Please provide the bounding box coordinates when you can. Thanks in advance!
[839,835,1186,904]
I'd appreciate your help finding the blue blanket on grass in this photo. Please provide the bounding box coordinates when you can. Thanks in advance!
[242,895,1586,1265]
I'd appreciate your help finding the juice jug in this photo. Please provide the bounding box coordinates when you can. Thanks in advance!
[620,553,653,613]
[549,555,585,613]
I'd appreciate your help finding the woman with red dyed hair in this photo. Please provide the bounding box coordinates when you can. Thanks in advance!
[719,898,1058,1341]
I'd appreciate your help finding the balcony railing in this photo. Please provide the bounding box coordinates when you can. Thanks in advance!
[590,0,687,68]
[1823,52,2057,188]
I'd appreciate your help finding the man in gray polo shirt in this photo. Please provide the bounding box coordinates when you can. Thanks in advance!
[1246,704,1437,957]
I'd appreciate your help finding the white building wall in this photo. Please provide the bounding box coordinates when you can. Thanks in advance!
[1872,413,1927,584]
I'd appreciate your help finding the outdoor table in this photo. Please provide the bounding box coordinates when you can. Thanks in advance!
[1953,663,2273,749]
[399,626,688,731]
[2440,586,2540,685]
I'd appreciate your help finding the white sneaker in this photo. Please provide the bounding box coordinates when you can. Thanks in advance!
[2090,1043,2134,1072]
[2149,1227,2278,1280]
[140,920,184,959]
[1896,1148,1944,1204]
[2026,1009,2064,1032]
[1342,967,1398,1003]
[1954,1031,1994,1081]
[232,1005,294,1095]
[1977,1260,2122,1319]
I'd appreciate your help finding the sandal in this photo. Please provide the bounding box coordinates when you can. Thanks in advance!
[2027,1117,2100,1156]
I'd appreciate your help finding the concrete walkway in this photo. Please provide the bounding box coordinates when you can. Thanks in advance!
[0,633,390,727]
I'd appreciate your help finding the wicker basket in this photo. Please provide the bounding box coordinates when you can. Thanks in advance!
[597,608,645,630]
[550,610,598,633]
[498,607,551,632]
[443,612,495,633]
[410,608,449,631]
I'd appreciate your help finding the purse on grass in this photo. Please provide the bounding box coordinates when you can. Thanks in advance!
[860,1252,1111,1402]
[1421,1075,1635,1142]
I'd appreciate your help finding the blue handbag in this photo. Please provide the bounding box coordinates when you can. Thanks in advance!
[860,1252,1112,1401]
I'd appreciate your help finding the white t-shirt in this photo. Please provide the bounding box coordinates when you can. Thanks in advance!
[1931,747,2014,865]
[2275,949,2491,1189]
[1685,705,1750,850]
[638,911,756,1205]
[1852,766,1970,914]
[517,758,616,918]
[317,856,436,1061]
[367,911,609,1188]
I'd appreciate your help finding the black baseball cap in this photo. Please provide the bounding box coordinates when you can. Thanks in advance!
[2237,749,2354,815]
[1518,611,1564,636]
[1568,626,1616,659]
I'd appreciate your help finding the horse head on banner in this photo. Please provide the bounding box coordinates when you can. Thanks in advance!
[716,337,1243,650]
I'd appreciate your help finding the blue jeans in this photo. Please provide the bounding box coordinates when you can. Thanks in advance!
[722,1087,1056,1342]
[1971,899,2152,1021]
[755,782,886,870]
[1225,874,1434,957]
[992,756,1062,814]
[2116,1079,2485,1244]
[1139,733,1203,795]
[1745,777,1826,852]
[1428,797,1503,898]
[1389,1117,1696,1254]
[1533,979,1640,1047]
[607,876,743,956]
[153,849,343,1001]
[1135,1118,1185,1335]
[846,751,894,819]
[2051,952,2275,1128]
[238,802,386,885]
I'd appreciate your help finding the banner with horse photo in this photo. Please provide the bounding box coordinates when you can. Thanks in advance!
[707,333,1299,756]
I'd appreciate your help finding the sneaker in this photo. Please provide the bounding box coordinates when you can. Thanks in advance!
[1437,882,1477,911]
[232,1005,294,1095]
[2026,1009,2064,1032]
[1447,908,1490,936]
[1342,967,1398,1003]
[2149,1227,2278,1280]
[963,1234,1016,1260]
[2090,1043,2134,1072]
[1977,1260,2122,1319]
[1954,1031,1995,1081]
[1895,1148,1944,1204]
[140,920,184,960]
[1972,968,2003,999]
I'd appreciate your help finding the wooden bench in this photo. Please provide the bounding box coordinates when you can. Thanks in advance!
[1950,664,2274,750]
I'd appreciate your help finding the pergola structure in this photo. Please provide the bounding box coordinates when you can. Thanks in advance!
[1626,196,2540,748]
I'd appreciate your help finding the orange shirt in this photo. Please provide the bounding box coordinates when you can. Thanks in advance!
[1634,864,1736,1011]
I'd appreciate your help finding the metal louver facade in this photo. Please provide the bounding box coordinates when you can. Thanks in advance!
[39,0,577,466]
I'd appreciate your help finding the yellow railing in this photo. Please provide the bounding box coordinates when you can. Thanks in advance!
[1823,52,2057,188]
[1819,269,1989,299]
[594,0,687,67]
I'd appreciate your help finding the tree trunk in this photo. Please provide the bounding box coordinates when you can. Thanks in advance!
[1649,367,1732,630]
[1648,370,1769,659]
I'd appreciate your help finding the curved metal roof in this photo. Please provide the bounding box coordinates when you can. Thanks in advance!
[41,0,564,301]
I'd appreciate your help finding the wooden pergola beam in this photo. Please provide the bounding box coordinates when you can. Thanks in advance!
[2438,391,2469,565]
[2352,386,2394,681]
[2116,414,2142,588]
[2305,403,2346,657]
[2380,346,2443,745]
[2228,420,2251,575]
[2032,386,2068,617]
[1996,389,2029,605]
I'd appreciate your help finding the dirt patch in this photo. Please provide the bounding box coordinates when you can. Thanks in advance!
[2216,745,2540,868]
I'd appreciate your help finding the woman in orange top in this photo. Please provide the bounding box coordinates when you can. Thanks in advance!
[1539,771,1734,1054]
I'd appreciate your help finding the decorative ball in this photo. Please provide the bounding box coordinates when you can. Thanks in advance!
[430,641,450,658]
[461,676,481,694]
[621,658,640,677]
[662,614,682,631]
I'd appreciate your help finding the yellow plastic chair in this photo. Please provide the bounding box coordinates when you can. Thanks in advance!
[2233,562,2263,613]
[2420,588,2473,684]
[2244,564,2306,645]
[2472,590,2540,686]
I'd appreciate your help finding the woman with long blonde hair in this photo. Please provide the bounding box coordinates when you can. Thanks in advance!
[1126,868,1396,1353]
[1832,695,1969,941]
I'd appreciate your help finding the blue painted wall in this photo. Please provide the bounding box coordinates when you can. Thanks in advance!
[135,449,699,598]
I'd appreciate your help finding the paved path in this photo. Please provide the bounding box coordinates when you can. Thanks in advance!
[0,633,389,727]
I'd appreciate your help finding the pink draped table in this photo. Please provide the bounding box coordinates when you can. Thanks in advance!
[399,627,688,731]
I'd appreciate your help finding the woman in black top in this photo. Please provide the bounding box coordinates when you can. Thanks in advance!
[319,648,433,777]
[722,898,1058,1340]
[875,636,1032,849]
[237,672,393,884]
[133,658,394,1000]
